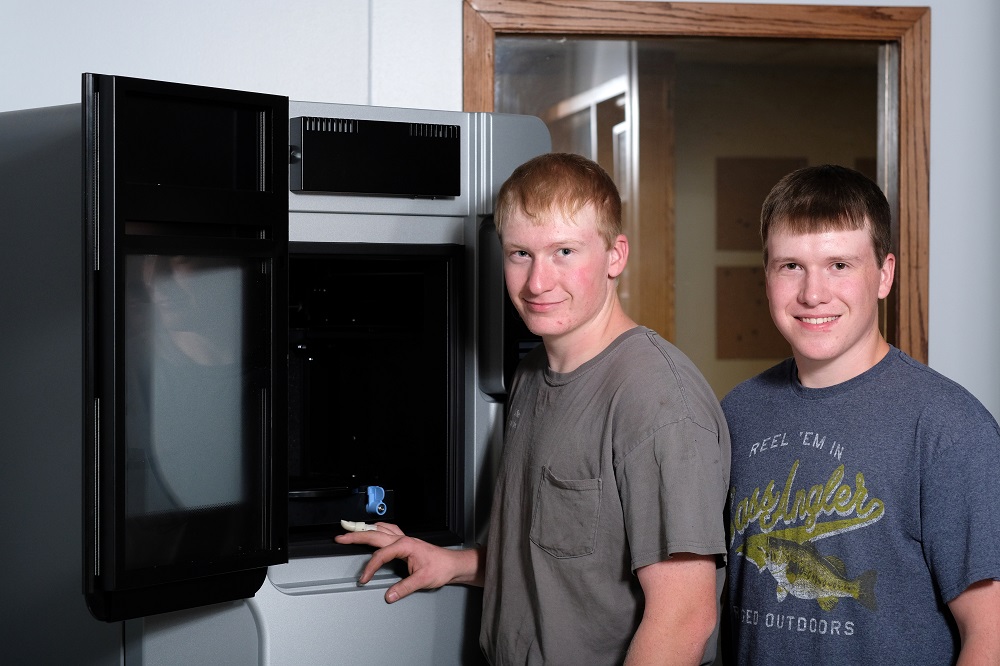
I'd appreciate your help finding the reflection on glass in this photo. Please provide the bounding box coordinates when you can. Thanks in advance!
[126,255,246,516]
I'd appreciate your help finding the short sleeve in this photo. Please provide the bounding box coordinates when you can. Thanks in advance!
[617,417,728,571]
[922,419,1000,603]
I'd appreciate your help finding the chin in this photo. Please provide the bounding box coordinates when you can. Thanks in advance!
[795,347,847,367]
[521,317,567,339]
[523,322,559,338]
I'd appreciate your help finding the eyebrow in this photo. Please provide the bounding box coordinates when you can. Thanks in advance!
[502,237,587,252]
[769,252,864,266]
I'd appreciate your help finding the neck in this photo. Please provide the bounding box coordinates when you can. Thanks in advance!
[795,337,891,388]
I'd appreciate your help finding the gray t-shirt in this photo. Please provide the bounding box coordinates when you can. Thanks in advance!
[723,347,1000,665]
[480,326,731,665]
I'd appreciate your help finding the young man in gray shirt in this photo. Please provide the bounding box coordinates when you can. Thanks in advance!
[338,153,730,665]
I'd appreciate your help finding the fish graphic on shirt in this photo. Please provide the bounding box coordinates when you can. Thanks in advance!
[741,533,877,611]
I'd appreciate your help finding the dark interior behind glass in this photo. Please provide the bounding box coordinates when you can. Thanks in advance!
[287,243,463,556]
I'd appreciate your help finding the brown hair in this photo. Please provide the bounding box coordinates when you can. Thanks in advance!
[494,152,622,249]
[761,164,892,265]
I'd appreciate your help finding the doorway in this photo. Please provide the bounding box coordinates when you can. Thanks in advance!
[464,0,930,394]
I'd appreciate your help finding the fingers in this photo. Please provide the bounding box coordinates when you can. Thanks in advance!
[336,520,404,537]
[332,526,411,585]
[373,522,404,537]
[354,537,429,591]
[331,522,447,603]
[333,530,396,548]
[358,544,400,584]
[333,520,404,547]
[380,546,439,603]
[385,576,417,603]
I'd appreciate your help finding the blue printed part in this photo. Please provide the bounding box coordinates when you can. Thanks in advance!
[365,486,387,516]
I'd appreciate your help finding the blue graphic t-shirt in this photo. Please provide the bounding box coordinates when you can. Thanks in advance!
[723,348,1000,665]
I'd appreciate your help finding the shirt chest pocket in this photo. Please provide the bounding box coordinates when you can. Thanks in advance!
[529,467,602,558]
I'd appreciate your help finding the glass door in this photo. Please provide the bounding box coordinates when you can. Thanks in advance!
[83,74,288,621]
[121,250,272,575]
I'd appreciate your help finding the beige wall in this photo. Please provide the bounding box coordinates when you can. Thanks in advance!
[674,62,877,396]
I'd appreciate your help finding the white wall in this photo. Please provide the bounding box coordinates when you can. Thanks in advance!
[0,0,461,111]
[2,0,997,418]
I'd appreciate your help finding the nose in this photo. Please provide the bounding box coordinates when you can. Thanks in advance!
[525,257,553,295]
[798,270,830,306]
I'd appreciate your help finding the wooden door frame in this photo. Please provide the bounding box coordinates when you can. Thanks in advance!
[464,0,930,364]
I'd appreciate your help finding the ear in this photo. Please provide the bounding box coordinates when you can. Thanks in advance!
[878,252,896,299]
[608,234,628,279]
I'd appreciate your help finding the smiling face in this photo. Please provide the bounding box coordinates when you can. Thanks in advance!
[502,202,629,370]
[765,225,895,387]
